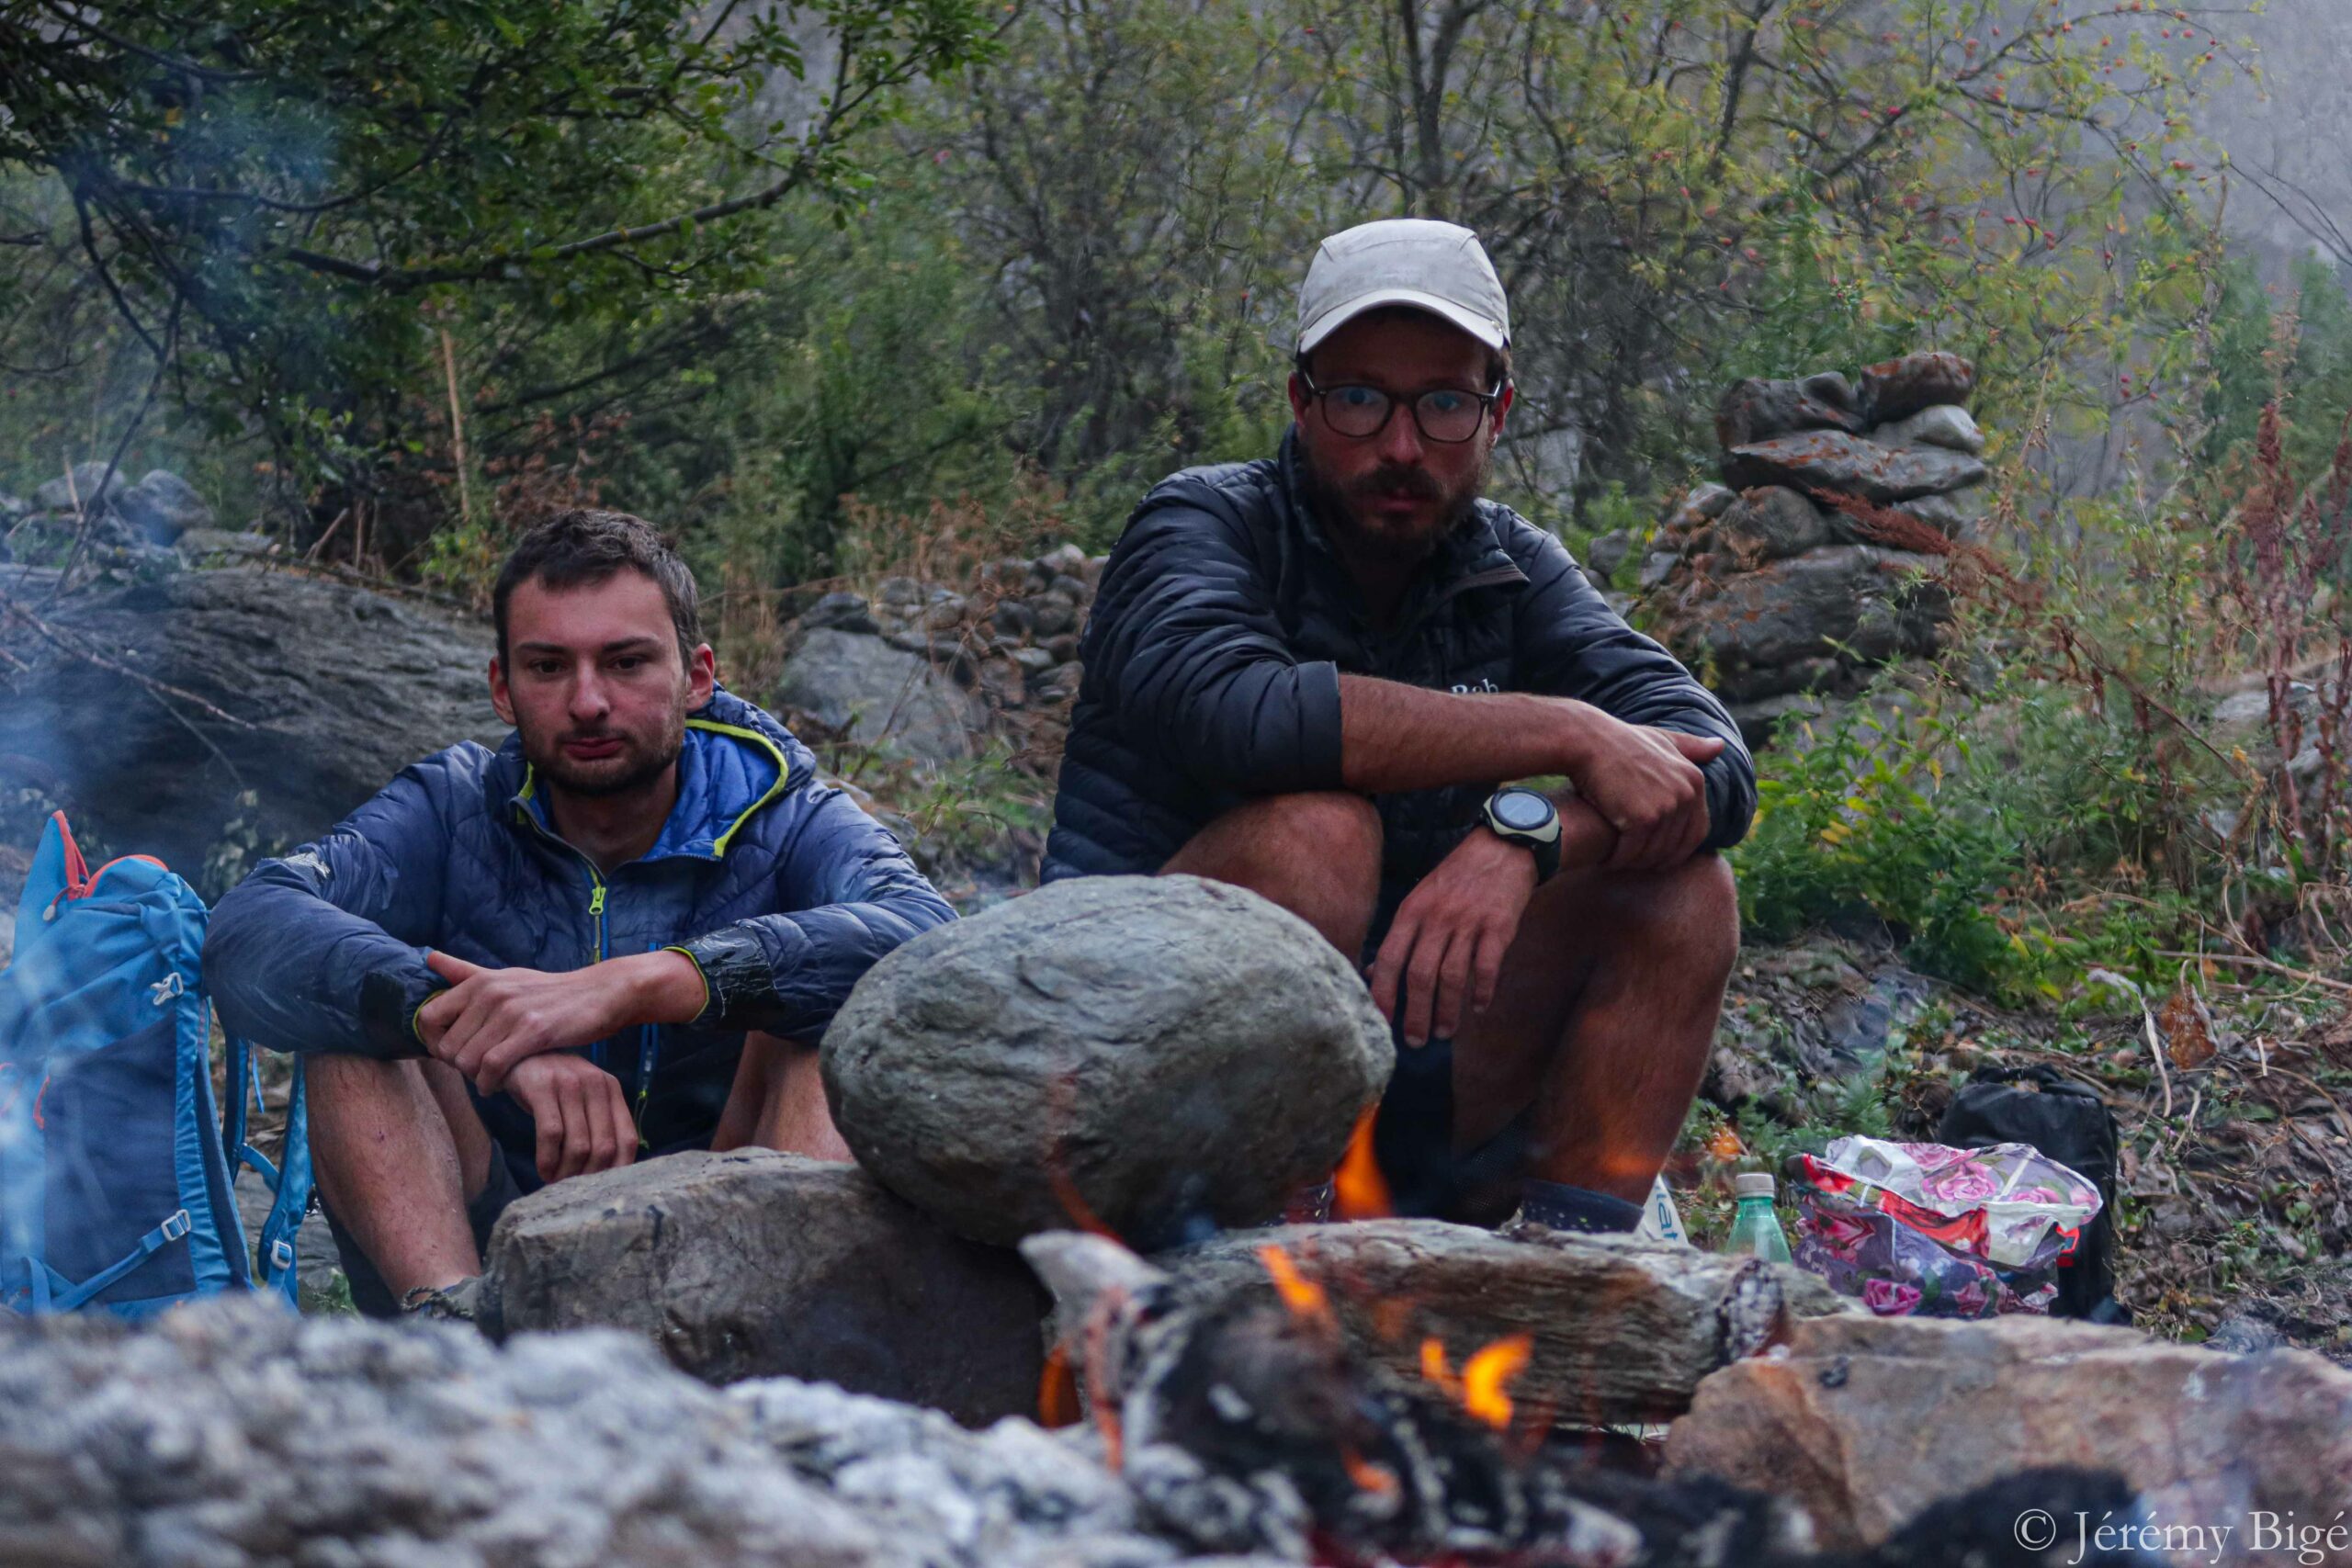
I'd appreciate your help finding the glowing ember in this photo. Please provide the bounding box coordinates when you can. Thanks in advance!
[1332,1105,1392,1219]
[1460,1334,1532,1430]
[1342,1449,1400,1497]
[1257,1244,1331,1323]
[1419,1336,1458,1398]
[1036,1346,1081,1428]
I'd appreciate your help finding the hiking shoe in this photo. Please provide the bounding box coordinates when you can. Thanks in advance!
[399,1275,485,1324]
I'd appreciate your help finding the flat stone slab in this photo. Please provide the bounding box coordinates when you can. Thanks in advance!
[1724,430,1987,503]
[483,1149,1047,1426]
[1665,1312,2352,1552]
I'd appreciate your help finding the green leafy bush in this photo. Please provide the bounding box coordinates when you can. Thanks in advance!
[1735,697,2026,992]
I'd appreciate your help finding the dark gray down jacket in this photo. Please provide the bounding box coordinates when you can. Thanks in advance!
[204,685,955,1194]
[1042,430,1755,888]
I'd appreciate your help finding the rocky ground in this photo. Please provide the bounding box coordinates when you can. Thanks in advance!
[1691,929,2352,1366]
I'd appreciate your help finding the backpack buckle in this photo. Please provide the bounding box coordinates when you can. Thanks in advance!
[150,974,186,1007]
[269,1239,294,1272]
[160,1210,191,1243]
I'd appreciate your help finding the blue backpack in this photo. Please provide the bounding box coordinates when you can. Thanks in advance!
[0,811,311,1316]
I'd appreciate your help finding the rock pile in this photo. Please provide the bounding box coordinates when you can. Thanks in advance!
[775,542,1103,766]
[0,462,227,574]
[1638,352,1989,739]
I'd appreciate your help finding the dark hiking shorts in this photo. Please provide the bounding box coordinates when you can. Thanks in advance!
[323,1151,524,1318]
[1363,874,1535,1225]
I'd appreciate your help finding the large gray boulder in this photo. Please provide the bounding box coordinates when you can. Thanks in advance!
[485,1150,1047,1425]
[775,626,986,766]
[0,565,505,874]
[823,875,1394,1248]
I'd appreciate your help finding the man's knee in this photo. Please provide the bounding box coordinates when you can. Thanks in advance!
[1165,790,1383,953]
[1550,852,1736,984]
[1640,853,1739,986]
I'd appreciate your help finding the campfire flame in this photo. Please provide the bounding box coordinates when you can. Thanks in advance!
[1257,1243,1332,1324]
[1332,1106,1392,1219]
[1419,1333,1533,1432]
[1460,1335,1532,1429]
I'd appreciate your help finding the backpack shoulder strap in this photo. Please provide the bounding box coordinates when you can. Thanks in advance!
[221,1032,312,1306]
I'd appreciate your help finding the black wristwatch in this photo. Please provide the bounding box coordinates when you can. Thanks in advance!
[1481,786,1561,884]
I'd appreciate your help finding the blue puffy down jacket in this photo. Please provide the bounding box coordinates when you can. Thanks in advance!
[203,686,956,1193]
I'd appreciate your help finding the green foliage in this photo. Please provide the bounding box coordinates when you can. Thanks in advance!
[0,0,995,504]
[1736,696,2029,991]
[2203,254,2352,483]
[1733,668,2222,1004]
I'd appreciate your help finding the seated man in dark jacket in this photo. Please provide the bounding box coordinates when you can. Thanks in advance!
[1044,219,1752,1232]
[206,509,955,1315]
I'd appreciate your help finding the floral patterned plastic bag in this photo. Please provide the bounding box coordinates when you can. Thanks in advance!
[1788,1136,2103,1318]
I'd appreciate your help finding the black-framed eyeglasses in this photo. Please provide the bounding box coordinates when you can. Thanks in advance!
[1299,369,1505,445]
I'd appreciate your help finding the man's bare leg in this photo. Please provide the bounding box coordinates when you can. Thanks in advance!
[309,1055,495,1297]
[1159,791,1384,954]
[718,1031,854,1160]
[1449,853,1738,1205]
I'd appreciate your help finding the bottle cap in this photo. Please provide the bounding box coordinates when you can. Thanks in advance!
[1734,1172,1775,1199]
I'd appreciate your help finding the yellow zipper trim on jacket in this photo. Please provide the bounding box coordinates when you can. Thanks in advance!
[683,717,791,858]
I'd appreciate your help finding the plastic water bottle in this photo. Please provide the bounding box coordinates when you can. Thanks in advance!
[1723,1172,1792,1263]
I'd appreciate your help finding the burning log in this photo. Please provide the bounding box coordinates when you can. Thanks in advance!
[1021,1232,2146,1568]
[1087,1218,1848,1429]
[1027,1230,1681,1562]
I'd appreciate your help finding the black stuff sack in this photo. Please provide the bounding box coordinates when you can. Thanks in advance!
[1938,1064,2130,1325]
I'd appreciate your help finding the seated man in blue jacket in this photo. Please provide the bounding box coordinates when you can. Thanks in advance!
[206,509,956,1317]
[1044,220,1753,1233]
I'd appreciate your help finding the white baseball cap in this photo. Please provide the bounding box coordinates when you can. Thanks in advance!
[1295,219,1510,355]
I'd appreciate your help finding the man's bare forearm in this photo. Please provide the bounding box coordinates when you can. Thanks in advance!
[1338,673,1599,793]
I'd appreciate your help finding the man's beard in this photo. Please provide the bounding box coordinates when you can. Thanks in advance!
[1301,446,1489,566]
[520,707,686,800]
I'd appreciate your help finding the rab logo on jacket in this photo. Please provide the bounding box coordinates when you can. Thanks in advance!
[1450,678,1500,694]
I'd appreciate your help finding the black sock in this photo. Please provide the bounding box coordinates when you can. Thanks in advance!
[1517,1179,1643,1235]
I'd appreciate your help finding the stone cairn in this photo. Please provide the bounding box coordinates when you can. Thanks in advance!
[777,542,1103,767]
[0,461,268,575]
[1640,351,1990,740]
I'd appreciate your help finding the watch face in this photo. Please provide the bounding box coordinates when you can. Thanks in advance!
[1492,790,1552,830]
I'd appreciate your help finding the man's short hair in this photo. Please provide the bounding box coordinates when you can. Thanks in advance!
[492,509,702,666]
